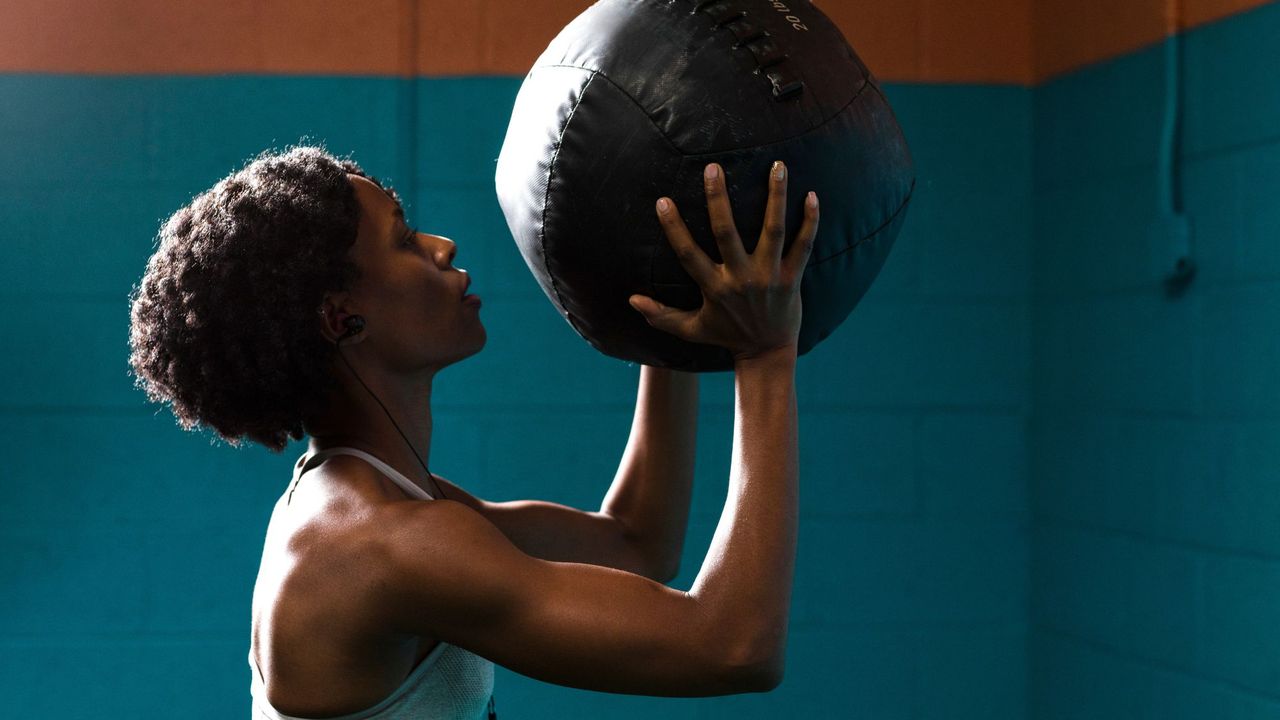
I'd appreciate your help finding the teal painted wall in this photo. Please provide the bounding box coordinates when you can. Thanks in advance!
[1030,2,1280,717]
[4,4,1259,714]
[0,71,1032,718]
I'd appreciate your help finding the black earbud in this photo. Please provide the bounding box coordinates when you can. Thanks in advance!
[339,314,365,341]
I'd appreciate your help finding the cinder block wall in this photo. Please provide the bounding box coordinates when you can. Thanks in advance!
[1,1,1276,718]
[1029,2,1280,716]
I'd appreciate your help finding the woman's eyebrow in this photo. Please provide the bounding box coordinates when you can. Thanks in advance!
[388,205,408,234]
[386,205,408,244]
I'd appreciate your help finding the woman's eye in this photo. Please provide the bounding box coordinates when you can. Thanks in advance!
[402,227,420,245]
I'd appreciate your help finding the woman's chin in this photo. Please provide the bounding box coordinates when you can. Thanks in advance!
[465,328,487,356]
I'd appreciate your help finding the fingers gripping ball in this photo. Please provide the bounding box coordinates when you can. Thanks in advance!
[494,0,915,371]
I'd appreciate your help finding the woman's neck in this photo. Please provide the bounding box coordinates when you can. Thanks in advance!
[305,370,436,490]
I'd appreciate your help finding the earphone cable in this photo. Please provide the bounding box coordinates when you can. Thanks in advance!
[335,333,449,503]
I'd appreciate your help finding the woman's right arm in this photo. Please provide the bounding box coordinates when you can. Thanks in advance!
[368,470,782,696]
[369,160,814,697]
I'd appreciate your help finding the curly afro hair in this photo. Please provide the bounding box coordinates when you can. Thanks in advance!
[127,143,403,453]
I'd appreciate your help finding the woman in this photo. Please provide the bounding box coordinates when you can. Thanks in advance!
[127,145,818,719]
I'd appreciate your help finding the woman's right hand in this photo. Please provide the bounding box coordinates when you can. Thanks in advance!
[628,160,820,362]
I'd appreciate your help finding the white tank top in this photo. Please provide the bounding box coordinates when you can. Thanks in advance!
[249,447,497,719]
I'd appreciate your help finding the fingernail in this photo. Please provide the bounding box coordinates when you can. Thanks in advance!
[807,191,817,208]
[656,197,670,213]
[705,163,719,181]
[773,161,786,180]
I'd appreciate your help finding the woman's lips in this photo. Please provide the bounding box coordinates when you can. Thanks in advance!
[462,293,482,307]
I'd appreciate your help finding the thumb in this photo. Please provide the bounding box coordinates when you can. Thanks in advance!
[629,294,693,341]
[629,294,673,330]
[627,293,696,340]
[629,294,659,319]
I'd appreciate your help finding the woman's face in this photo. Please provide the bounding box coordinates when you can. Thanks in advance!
[324,173,486,372]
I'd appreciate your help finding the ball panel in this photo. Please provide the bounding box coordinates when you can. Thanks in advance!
[538,71,690,364]
[494,64,598,321]
[796,185,914,357]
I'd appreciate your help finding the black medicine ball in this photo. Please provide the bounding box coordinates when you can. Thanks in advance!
[495,0,915,371]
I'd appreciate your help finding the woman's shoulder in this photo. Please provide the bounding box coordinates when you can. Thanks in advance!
[287,452,420,517]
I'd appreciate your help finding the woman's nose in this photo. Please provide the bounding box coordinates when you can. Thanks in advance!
[433,236,458,267]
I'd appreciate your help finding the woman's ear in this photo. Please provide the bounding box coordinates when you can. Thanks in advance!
[318,294,367,345]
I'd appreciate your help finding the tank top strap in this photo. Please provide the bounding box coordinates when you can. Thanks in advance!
[298,447,435,501]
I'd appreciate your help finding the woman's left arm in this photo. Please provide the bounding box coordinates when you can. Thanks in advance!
[599,364,700,581]
[433,364,699,582]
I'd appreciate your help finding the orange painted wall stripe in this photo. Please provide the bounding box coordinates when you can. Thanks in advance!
[1032,0,1274,82]
[0,0,1271,85]
[824,0,1032,85]
[1034,0,1170,83]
